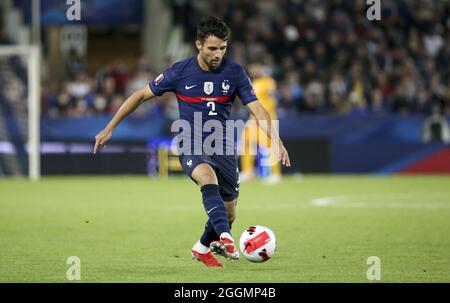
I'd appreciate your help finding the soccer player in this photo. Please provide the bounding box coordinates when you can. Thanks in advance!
[93,16,290,267]
[240,61,282,183]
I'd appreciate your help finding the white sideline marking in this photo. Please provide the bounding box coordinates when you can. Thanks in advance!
[310,193,450,209]
[310,196,347,207]
[161,193,450,212]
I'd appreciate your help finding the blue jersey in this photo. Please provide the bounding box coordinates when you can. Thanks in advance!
[149,56,257,155]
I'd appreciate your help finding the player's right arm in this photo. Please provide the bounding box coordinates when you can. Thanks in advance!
[93,85,155,154]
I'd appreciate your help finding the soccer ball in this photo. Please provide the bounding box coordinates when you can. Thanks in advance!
[239,225,276,263]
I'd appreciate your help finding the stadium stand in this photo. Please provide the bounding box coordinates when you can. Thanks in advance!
[0,0,449,175]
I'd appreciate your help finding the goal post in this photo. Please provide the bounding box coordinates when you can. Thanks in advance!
[0,44,41,180]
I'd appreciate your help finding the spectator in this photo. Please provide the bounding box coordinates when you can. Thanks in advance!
[39,0,449,119]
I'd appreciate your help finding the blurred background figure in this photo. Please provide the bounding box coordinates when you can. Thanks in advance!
[422,105,450,144]
[240,61,281,183]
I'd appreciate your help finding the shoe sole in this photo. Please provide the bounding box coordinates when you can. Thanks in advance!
[210,242,239,261]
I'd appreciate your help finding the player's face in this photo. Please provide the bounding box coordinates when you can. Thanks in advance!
[196,35,228,71]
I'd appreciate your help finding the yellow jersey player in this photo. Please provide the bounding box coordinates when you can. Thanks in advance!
[240,62,282,183]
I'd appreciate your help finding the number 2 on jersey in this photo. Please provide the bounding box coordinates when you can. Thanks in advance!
[207,101,217,116]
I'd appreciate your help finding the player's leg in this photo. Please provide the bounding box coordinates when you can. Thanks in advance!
[207,157,240,260]
[199,198,236,249]
[191,163,218,185]
[264,147,282,184]
[191,163,238,260]
[268,155,282,183]
[191,163,232,238]
[209,197,239,260]
[178,156,225,267]
[225,199,237,227]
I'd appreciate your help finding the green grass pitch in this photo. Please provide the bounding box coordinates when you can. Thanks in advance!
[0,175,449,282]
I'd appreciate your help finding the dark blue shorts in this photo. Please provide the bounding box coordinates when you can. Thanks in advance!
[179,154,239,201]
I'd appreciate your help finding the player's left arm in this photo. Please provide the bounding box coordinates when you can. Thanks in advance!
[246,101,291,167]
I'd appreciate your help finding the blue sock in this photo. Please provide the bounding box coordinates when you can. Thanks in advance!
[200,220,218,247]
[200,220,233,247]
[200,184,230,238]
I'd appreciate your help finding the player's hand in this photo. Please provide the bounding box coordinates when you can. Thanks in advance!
[278,142,291,167]
[93,128,112,154]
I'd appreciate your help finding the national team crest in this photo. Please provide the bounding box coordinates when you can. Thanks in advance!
[222,80,230,94]
[204,82,214,95]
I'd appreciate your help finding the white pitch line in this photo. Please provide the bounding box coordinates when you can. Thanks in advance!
[310,196,347,207]
[309,194,450,209]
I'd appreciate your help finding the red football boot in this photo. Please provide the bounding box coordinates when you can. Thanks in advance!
[191,249,224,267]
[210,236,239,260]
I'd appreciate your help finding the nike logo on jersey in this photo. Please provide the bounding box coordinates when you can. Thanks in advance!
[185,84,197,90]
[206,206,218,214]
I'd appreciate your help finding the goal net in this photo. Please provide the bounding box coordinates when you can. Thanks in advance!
[0,45,40,180]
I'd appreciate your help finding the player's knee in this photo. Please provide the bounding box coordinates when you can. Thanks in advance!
[196,173,217,186]
[192,164,218,186]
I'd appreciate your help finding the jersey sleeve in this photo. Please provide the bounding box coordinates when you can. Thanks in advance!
[149,66,177,96]
[236,65,258,105]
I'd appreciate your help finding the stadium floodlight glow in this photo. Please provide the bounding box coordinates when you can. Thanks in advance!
[0,45,41,181]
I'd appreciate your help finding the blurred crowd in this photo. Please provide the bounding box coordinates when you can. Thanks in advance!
[40,58,169,118]
[5,0,449,119]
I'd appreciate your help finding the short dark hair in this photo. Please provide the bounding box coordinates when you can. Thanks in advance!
[196,16,230,42]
